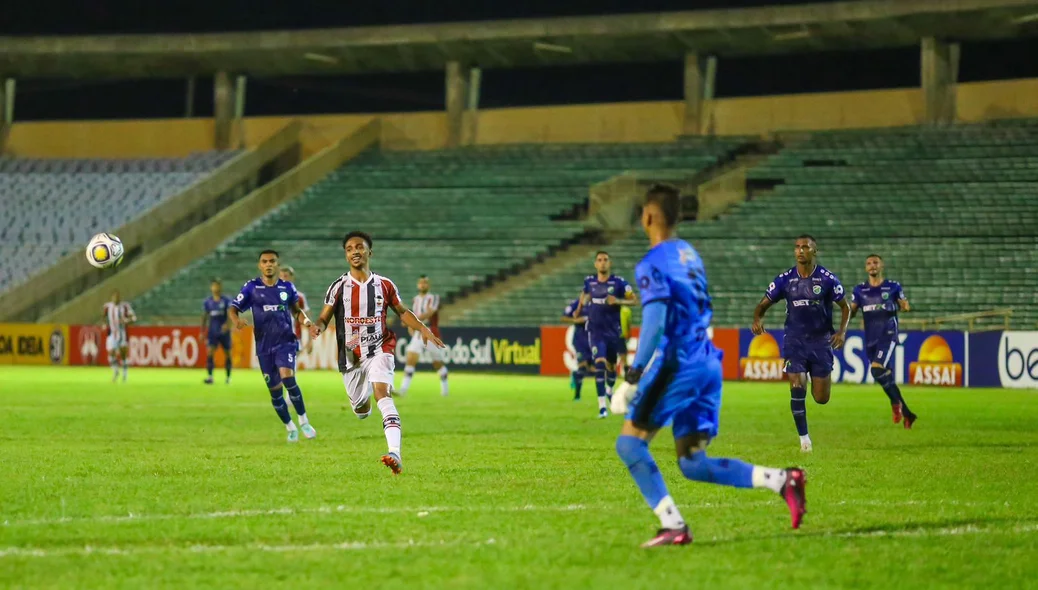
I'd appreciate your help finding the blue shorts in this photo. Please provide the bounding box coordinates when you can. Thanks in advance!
[783,338,833,378]
[866,338,897,369]
[257,343,297,389]
[627,356,722,440]
[571,330,592,364]
[207,332,232,351]
[588,334,622,365]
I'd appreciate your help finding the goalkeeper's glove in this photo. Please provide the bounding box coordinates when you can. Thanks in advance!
[610,366,643,415]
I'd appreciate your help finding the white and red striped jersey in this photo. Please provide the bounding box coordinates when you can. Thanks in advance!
[412,292,441,337]
[103,301,136,334]
[324,272,401,371]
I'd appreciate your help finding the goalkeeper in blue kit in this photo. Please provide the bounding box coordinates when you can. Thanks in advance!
[611,185,808,547]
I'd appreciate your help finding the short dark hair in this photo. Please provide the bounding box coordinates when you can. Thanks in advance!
[595,250,610,258]
[343,231,373,249]
[644,184,682,227]
[259,249,279,259]
[866,253,883,261]
[796,234,817,245]
[211,278,222,285]
[418,274,428,279]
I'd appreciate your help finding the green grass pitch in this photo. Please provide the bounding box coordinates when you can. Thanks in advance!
[2,366,1037,589]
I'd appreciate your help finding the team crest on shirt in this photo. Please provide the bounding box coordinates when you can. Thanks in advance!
[280,292,288,301]
[881,292,890,300]
[607,286,614,295]
[812,285,822,295]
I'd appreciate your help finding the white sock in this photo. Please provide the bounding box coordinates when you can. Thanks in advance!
[752,466,787,493]
[400,367,415,393]
[800,435,812,446]
[285,421,298,432]
[597,396,608,411]
[297,413,309,426]
[653,496,685,529]
[438,366,449,395]
[377,396,401,456]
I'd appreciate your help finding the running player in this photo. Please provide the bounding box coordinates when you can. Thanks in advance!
[202,278,233,384]
[752,235,850,452]
[398,275,449,396]
[575,251,637,418]
[850,254,917,428]
[611,184,806,548]
[102,290,136,383]
[310,231,445,475]
[280,266,312,355]
[229,250,317,443]
[562,297,591,401]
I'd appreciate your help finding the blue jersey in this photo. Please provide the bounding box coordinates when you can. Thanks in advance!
[231,278,299,355]
[852,280,904,344]
[635,239,714,365]
[203,295,232,336]
[765,265,845,342]
[582,274,632,339]
[564,298,587,342]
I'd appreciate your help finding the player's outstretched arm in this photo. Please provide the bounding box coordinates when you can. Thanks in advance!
[309,304,335,339]
[752,297,774,335]
[899,298,911,313]
[611,301,665,414]
[831,299,851,349]
[849,301,859,320]
[291,300,313,330]
[393,302,445,348]
[228,306,248,331]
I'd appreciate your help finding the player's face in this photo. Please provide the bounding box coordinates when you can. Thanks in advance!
[279,270,293,283]
[210,282,221,297]
[594,253,611,275]
[417,277,429,293]
[345,237,370,269]
[865,256,884,277]
[794,239,816,265]
[258,254,279,278]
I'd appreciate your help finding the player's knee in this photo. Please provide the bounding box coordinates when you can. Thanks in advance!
[615,435,646,466]
[594,359,607,376]
[871,366,894,386]
[678,450,711,482]
[279,368,294,379]
[812,382,831,405]
[268,386,284,397]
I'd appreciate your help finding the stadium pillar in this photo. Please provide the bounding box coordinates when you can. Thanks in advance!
[1,78,15,124]
[683,54,717,136]
[463,67,482,146]
[214,71,235,150]
[921,38,960,125]
[184,77,196,118]
[445,61,470,148]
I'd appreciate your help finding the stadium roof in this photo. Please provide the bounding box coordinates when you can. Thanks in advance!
[1,0,1037,79]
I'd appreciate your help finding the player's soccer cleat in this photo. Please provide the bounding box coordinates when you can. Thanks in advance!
[640,526,693,548]
[301,423,317,439]
[892,403,903,424]
[598,408,609,419]
[381,452,402,475]
[225,377,231,385]
[800,440,813,453]
[204,377,214,385]
[287,429,299,443]
[903,411,917,430]
[780,467,808,529]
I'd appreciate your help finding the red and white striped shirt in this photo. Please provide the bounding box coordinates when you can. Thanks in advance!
[103,301,136,334]
[324,271,401,371]
[412,292,441,337]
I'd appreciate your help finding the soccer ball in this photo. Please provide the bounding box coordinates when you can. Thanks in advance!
[85,233,125,269]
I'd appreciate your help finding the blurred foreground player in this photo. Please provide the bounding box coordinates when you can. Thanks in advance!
[229,250,317,443]
[398,275,449,396]
[611,185,806,548]
[851,254,917,428]
[562,297,591,401]
[752,235,850,452]
[575,251,637,418]
[310,232,445,475]
[202,279,233,384]
[102,290,136,382]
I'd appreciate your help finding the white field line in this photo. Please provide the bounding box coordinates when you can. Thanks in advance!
[0,538,496,559]
[0,498,1012,529]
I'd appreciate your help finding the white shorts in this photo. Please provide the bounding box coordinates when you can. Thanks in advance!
[405,334,446,362]
[106,330,127,351]
[341,352,395,411]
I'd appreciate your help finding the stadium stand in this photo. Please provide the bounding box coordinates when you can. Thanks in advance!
[0,152,238,293]
[456,121,1038,329]
[132,140,745,322]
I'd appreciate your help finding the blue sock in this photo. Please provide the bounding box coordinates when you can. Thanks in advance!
[594,360,607,399]
[206,355,214,377]
[790,386,809,436]
[678,450,753,488]
[269,387,292,424]
[572,368,584,397]
[606,369,617,391]
[873,367,910,413]
[616,435,670,509]
[283,376,306,416]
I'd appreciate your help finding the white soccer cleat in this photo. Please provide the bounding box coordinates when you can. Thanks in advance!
[301,423,317,439]
[800,440,813,453]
